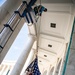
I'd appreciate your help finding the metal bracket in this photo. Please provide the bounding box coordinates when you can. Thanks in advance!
[4,24,13,31]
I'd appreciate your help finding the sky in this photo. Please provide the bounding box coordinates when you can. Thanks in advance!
[0,0,29,61]
[4,23,29,61]
[0,0,6,6]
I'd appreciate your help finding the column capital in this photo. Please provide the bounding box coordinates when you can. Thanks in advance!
[28,34,37,40]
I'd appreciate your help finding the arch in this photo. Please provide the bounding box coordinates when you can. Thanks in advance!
[50,67,54,75]
[56,59,62,74]
[42,70,47,75]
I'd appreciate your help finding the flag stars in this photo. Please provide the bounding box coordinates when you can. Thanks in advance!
[25,56,41,75]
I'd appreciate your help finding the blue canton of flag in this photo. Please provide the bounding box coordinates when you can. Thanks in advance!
[25,56,41,75]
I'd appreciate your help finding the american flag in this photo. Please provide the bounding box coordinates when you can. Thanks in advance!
[25,56,41,75]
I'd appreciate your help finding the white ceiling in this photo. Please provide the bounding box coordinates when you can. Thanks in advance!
[36,3,74,74]
[37,0,74,3]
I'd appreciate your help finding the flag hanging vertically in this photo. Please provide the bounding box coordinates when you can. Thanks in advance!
[25,56,41,75]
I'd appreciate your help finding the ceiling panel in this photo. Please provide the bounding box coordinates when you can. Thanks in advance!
[40,12,71,39]
[38,49,57,64]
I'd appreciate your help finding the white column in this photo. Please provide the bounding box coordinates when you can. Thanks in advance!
[2,65,7,75]
[21,49,35,75]
[52,66,57,75]
[47,65,51,75]
[58,59,64,75]
[7,65,12,75]
[4,66,10,75]
[58,53,65,75]
[0,65,6,75]
[10,35,35,75]
[52,60,58,75]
